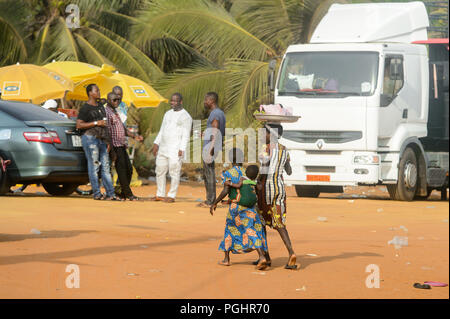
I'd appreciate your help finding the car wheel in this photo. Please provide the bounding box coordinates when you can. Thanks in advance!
[0,158,9,195]
[295,185,320,198]
[387,147,418,201]
[42,183,79,196]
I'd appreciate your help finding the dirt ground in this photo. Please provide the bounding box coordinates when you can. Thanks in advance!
[0,183,448,299]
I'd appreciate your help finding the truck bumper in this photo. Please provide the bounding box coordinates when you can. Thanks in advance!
[284,150,381,186]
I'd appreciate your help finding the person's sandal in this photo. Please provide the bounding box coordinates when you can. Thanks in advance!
[93,195,105,200]
[105,196,124,201]
[252,259,272,267]
[127,195,140,201]
[285,254,298,270]
[413,283,431,289]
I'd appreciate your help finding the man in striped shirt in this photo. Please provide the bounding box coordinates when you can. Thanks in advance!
[105,92,143,201]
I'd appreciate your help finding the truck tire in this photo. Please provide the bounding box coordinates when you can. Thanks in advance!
[42,183,79,196]
[295,185,320,198]
[387,147,418,201]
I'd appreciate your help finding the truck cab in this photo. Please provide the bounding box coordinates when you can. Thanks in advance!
[273,2,449,201]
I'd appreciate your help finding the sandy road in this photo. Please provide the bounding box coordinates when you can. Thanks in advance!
[0,184,448,299]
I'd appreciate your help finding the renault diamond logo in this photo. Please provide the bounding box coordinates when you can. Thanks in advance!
[316,139,324,150]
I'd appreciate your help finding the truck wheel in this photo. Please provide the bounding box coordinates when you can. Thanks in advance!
[42,183,79,196]
[295,185,320,198]
[387,147,418,201]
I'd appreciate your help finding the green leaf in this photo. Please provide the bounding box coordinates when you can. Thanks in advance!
[132,0,276,64]
[155,64,227,119]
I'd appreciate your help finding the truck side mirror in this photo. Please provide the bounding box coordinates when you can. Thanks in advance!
[268,59,277,91]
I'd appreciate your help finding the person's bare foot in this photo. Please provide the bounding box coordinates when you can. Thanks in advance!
[252,259,272,267]
[256,257,269,271]
[164,197,175,203]
[151,196,165,201]
[218,260,231,266]
[197,201,210,208]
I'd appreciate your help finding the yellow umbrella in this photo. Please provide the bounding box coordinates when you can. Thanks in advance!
[44,61,115,83]
[0,63,74,104]
[67,72,167,107]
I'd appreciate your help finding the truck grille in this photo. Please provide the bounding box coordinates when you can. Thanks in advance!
[304,166,336,173]
[283,131,362,144]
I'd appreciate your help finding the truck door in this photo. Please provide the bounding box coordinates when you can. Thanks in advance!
[379,55,405,137]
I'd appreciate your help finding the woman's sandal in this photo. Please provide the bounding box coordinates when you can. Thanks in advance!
[93,195,105,200]
[413,283,431,289]
[127,196,140,201]
[285,254,298,270]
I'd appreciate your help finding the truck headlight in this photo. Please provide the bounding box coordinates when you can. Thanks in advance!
[353,155,379,165]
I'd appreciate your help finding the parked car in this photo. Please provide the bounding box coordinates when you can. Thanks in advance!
[0,100,88,196]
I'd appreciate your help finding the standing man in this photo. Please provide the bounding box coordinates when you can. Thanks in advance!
[198,92,226,208]
[106,92,143,201]
[152,93,192,203]
[76,84,119,201]
[112,86,128,125]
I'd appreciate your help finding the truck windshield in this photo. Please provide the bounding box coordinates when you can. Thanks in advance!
[277,51,379,97]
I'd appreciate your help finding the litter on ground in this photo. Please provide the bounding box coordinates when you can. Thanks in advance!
[30,229,41,235]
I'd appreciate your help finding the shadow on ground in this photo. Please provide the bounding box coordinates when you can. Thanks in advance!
[0,230,96,243]
[0,235,211,266]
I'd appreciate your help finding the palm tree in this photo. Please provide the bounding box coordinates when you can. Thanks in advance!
[0,0,163,83]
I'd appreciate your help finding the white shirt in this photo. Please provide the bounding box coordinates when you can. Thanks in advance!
[154,108,192,159]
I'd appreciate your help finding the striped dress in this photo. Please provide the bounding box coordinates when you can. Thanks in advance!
[258,143,290,229]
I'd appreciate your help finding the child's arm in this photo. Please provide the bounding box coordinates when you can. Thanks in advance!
[210,185,230,216]
[224,177,244,188]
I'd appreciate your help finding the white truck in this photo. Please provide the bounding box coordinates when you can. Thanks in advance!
[269,2,449,201]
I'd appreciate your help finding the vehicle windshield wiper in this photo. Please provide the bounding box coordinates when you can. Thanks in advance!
[278,91,317,96]
[315,91,362,96]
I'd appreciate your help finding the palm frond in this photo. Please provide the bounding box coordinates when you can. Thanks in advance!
[74,33,108,66]
[80,25,163,83]
[233,0,299,53]
[35,23,51,64]
[224,59,271,127]
[132,0,276,64]
[88,23,164,82]
[0,0,29,65]
[154,64,227,120]
[45,17,79,61]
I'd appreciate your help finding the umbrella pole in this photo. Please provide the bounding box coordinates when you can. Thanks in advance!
[61,91,68,109]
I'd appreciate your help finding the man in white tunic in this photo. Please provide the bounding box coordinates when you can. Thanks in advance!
[152,93,192,203]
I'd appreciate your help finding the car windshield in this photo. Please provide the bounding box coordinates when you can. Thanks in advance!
[0,101,72,122]
[277,51,379,97]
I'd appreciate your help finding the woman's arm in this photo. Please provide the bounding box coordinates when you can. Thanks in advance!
[210,185,230,215]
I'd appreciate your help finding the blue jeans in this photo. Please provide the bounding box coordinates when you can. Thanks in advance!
[81,134,115,198]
